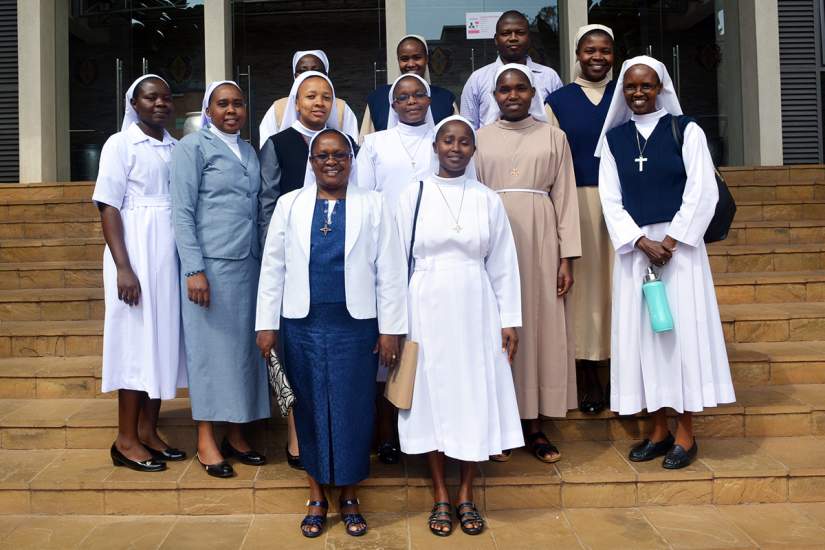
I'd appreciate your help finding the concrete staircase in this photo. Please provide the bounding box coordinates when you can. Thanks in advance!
[0,169,824,519]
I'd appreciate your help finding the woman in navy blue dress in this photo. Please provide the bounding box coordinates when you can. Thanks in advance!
[255,129,407,538]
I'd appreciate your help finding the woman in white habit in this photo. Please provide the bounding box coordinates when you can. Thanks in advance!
[596,56,735,469]
[93,74,187,472]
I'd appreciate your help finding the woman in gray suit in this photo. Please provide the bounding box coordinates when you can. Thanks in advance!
[171,80,270,478]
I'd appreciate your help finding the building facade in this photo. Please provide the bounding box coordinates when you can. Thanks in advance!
[6,0,824,184]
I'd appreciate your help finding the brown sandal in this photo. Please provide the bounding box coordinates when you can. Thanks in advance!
[526,431,561,463]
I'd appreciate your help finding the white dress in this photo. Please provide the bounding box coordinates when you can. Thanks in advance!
[356,122,434,210]
[396,174,524,461]
[93,122,187,399]
[598,109,735,415]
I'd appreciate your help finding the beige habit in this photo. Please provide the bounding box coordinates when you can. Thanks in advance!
[547,76,614,361]
[475,117,582,419]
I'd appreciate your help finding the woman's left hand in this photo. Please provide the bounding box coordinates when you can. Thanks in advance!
[501,328,519,364]
[374,334,400,368]
[662,235,678,253]
[557,258,574,297]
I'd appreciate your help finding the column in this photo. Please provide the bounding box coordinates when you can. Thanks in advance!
[739,0,783,166]
[18,0,69,183]
[385,0,407,83]
[204,0,232,83]
[559,0,588,83]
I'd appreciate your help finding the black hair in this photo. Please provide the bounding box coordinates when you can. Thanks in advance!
[311,128,351,154]
[396,36,427,56]
[496,10,529,33]
[575,29,614,53]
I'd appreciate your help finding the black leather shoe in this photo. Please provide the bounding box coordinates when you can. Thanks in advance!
[285,443,304,470]
[579,398,606,415]
[628,433,675,462]
[220,437,267,466]
[197,454,235,478]
[377,442,400,465]
[145,445,187,462]
[111,443,167,472]
[663,439,698,469]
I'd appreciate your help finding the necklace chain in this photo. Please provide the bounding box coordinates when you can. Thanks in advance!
[396,131,425,168]
[434,180,466,232]
[635,128,650,156]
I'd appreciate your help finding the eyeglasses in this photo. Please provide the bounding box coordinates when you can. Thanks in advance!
[310,152,352,163]
[393,91,429,103]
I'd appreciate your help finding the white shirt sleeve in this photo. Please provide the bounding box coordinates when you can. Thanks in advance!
[258,105,278,150]
[374,194,408,335]
[255,197,289,331]
[666,122,719,247]
[92,134,129,210]
[460,72,482,130]
[598,140,645,254]
[355,135,378,191]
[484,189,523,328]
[342,103,360,143]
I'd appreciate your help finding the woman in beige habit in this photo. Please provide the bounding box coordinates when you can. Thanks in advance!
[475,64,581,464]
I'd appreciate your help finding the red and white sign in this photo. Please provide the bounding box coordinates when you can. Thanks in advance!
[465,12,502,40]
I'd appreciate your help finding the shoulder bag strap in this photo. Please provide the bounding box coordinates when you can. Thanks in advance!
[670,114,683,147]
[408,181,424,280]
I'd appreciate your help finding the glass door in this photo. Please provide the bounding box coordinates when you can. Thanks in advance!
[68,0,205,179]
[232,0,387,146]
[406,2,561,103]
[590,0,743,165]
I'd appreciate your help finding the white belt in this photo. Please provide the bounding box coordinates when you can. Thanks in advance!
[122,194,172,209]
[496,188,547,195]
[413,258,483,272]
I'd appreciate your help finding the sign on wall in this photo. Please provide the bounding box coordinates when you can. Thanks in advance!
[465,12,502,40]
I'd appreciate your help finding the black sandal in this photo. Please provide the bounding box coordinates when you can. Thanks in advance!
[300,499,328,538]
[340,497,367,537]
[525,431,561,463]
[455,501,484,535]
[377,441,400,465]
[428,501,452,537]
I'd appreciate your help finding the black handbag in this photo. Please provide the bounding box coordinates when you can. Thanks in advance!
[670,116,736,243]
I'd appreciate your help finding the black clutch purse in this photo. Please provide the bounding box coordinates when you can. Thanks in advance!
[266,350,295,417]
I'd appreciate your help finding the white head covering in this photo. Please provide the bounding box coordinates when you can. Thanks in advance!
[396,34,431,82]
[430,115,478,178]
[200,80,243,129]
[573,24,614,79]
[493,63,535,88]
[279,71,343,137]
[291,50,330,75]
[122,74,169,131]
[387,73,435,130]
[594,55,683,157]
[304,128,357,188]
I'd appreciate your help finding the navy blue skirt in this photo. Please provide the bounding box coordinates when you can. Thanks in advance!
[282,303,378,486]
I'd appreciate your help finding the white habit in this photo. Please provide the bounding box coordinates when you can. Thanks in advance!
[93,122,187,399]
[396,174,524,461]
[598,108,735,415]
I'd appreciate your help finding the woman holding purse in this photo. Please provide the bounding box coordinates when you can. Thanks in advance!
[255,129,407,538]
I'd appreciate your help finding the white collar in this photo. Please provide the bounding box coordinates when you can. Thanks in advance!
[432,173,467,186]
[631,108,668,124]
[209,124,240,143]
[126,122,173,146]
[291,120,325,139]
[395,121,432,138]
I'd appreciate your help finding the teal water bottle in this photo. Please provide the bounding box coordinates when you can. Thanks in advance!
[642,265,674,333]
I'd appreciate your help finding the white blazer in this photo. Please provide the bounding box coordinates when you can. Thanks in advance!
[255,184,408,334]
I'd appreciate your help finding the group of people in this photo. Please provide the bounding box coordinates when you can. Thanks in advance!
[93,10,735,539]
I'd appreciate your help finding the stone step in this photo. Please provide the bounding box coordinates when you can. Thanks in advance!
[0,181,93,201]
[733,199,825,222]
[1,198,98,221]
[707,243,825,273]
[722,167,825,202]
[714,271,825,305]
[0,288,104,322]
[0,434,822,516]
[0,357,101,399]
[0,385,822,450]
[728,341,825,386]
[0,320,102,358]
[5,503,825,548]
[722,219,825,246]
[0,217,101,239]
[720,302,825,343]
[0,261,101,290]
[0,238,102,263]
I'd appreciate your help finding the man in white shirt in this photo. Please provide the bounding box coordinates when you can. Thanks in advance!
[460,10,563,129]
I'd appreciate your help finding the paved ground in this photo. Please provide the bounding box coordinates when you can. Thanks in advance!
[5,502,825,549]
